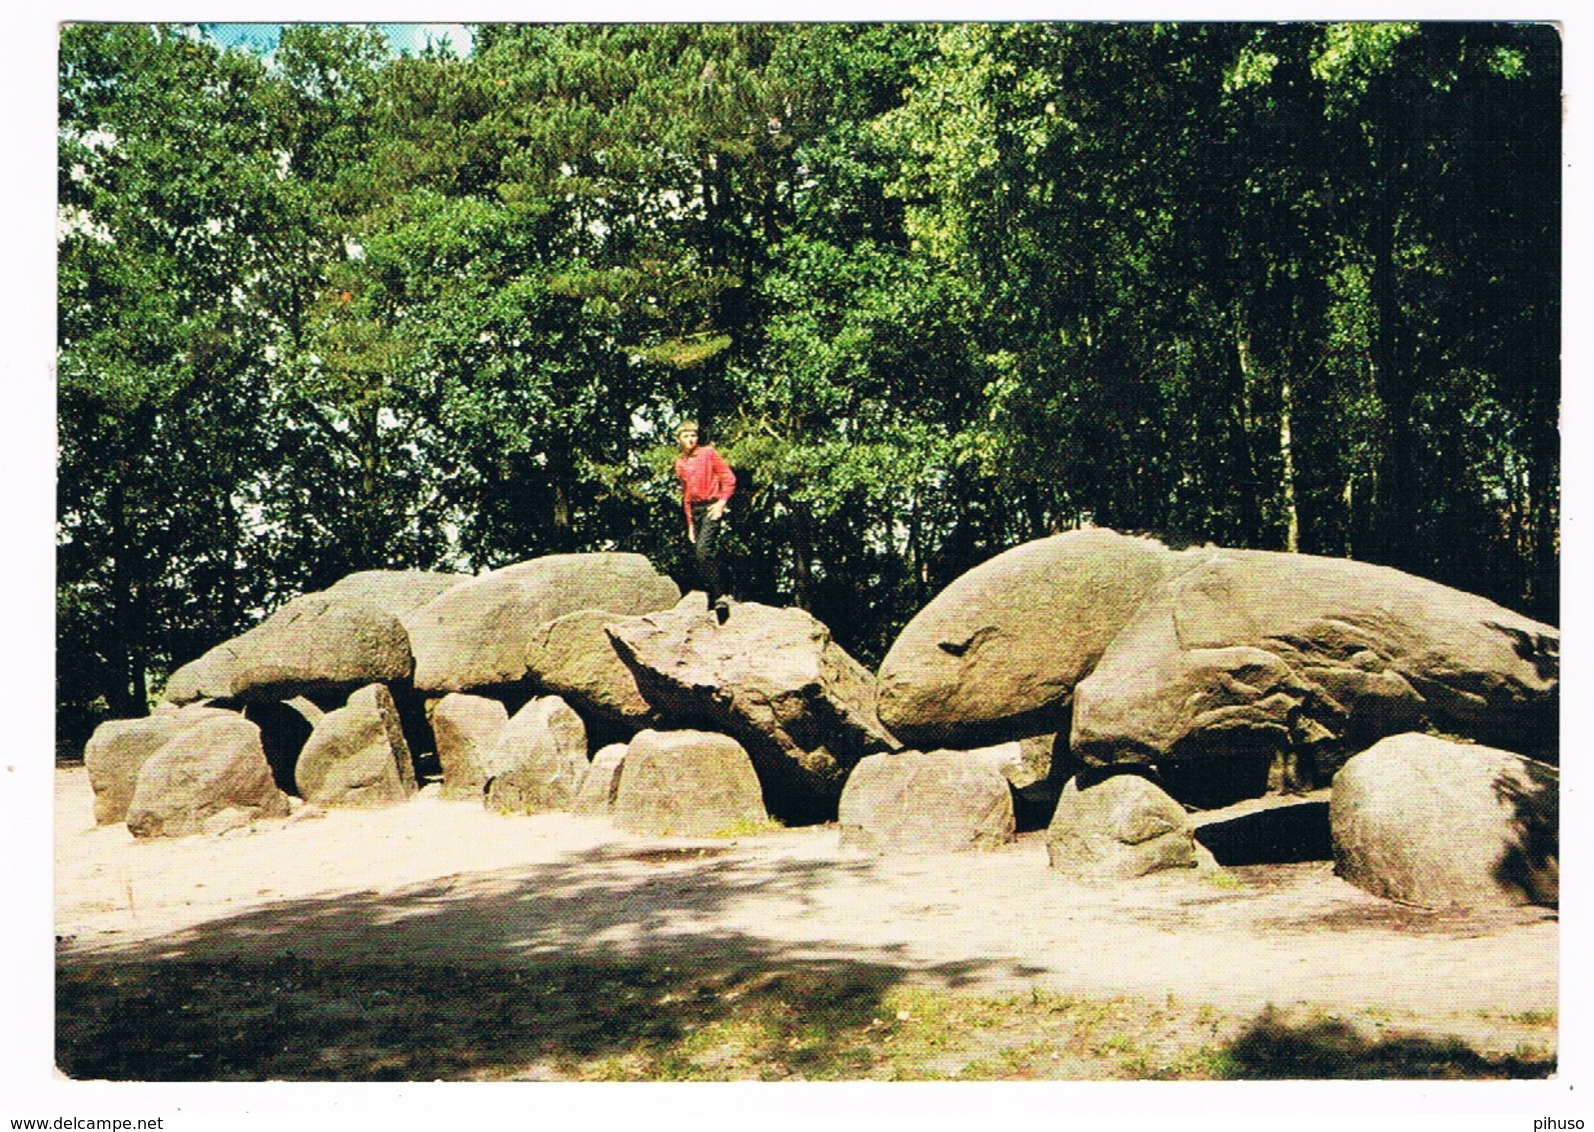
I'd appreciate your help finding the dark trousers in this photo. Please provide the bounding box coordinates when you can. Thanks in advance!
[689,501,727,606]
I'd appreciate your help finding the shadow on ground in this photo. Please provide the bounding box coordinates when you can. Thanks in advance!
[57,841,1018,1080]
[58,951,922,1080]
[55,840,1555,1081]
[1220,1007,1554,1079]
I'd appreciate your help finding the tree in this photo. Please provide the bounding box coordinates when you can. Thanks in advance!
[58,25,308,736]
[57,21,1559,750]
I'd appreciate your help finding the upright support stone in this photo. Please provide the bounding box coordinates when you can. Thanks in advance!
[125,714,290,838]
[430,692,510,797]
[612,729,766,837]
[295,684,417,808]
[838,750,1015,853]
[484,696,589,814]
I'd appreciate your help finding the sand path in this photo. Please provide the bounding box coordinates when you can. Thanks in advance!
[55,766,1556,1022]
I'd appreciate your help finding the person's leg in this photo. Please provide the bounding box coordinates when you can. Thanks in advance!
[692,502,724,608]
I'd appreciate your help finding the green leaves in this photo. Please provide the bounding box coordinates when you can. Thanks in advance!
[56,20,1560,743]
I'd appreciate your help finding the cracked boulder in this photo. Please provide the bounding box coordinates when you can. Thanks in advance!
[524,608,660,732]
[606,596,898,823]
[1070,549,1559,806]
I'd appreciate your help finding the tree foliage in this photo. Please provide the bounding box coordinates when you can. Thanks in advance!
[56,21,1560,748]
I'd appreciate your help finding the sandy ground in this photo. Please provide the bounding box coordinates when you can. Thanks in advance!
[55,766,1556,1024]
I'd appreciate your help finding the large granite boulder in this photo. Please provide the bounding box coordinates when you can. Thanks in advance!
[572,743,629,816]
[161,572,467,706]
[83,705,239,825]
[163,593,414,705]
[1046,773,1198,882]
[524,609,659,731]
[125,714,291,838]
[322,569,471,627]
[429,692,510,797]
[876,530,1179,748]
[409,553,680,693]
[612,729,767,837]
[160,643,238,705]
[1330,733,1557,909]
[1070,548,1560,804]
[295,684,418,807]
[483,696,589,814]
[838,750,1015,854]
[607,596,899,823]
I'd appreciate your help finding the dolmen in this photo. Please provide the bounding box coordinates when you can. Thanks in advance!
[77,534,1558,913]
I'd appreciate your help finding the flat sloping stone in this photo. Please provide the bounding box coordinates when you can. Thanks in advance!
[612,729,766,837]
[230,593,414,702]
[607,596,897,823]
[876,529,1179,748]
[125,714,290,838]
[1046,773,1197,882]
[162,574,465,706]
[409,553,680,693]
[322,569,471,627]
[838,750,1015,853]
[295,684,417,808]
[483,696,589,814]
[525,609,658,729]
[1330,732,1557,909]
[572,743,628,816]
[161,642,241,705]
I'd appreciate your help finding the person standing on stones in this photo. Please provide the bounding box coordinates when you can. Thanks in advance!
[674,419,736,622]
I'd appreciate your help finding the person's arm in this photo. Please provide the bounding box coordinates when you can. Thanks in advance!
[706,449,736,520]
[676,460,695,538]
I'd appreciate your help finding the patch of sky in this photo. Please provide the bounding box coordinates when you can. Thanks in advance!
[200,23,474,59]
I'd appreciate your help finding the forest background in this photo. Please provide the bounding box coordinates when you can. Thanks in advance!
[55,20,1561,754]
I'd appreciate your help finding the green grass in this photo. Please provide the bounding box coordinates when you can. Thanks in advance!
[56,957,1557,1082]
[1202,868,1245,890]
[710,817,788,838]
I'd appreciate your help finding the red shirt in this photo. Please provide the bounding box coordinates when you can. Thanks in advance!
[674,445,736,521]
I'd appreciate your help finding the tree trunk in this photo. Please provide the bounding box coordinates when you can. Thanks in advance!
[1279,373,1300,553]
[1231,317,1266,546]
[548,441,575,553]
[1367,162,1418,574]
[789,501,815,609]
[106,473,147,718]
